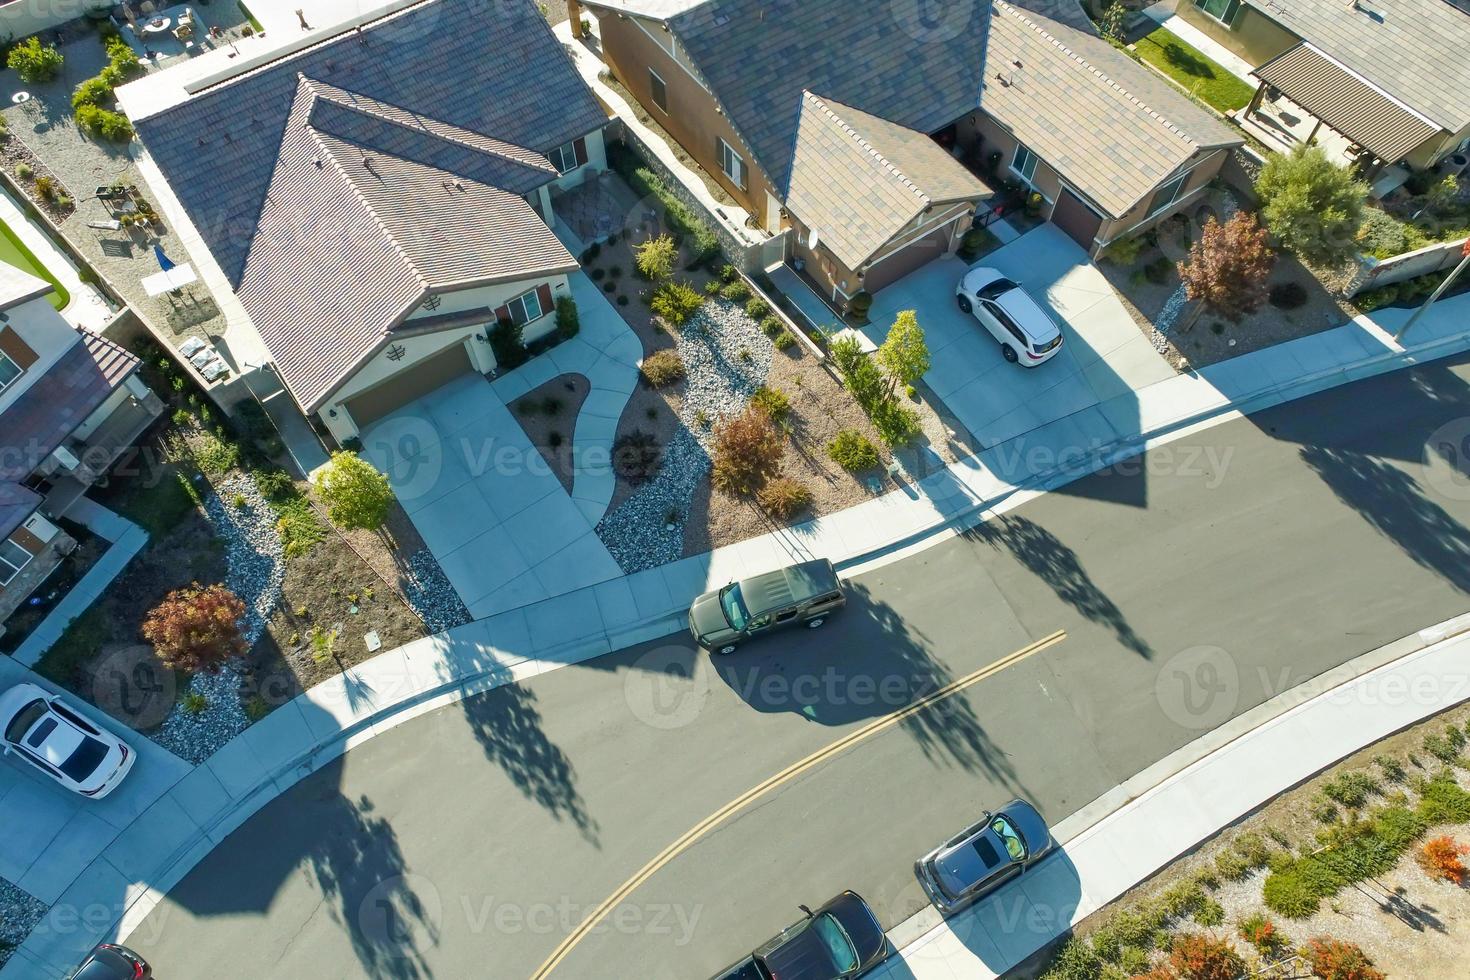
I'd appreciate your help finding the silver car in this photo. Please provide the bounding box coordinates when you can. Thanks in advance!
[915,799,1054,914]
[956,267,1064,366]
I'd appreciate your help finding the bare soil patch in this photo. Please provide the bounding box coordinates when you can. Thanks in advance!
[509,373,591,496]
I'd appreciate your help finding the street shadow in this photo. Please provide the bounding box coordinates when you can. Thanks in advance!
[1300,446,1470,593]
[458,681,601,845]
[964,515,1152,657]
[712,582,1028,788]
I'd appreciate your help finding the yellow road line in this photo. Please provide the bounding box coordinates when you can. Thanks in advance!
[529,628,1068,979]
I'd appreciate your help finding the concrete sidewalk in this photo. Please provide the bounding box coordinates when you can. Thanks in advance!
[3,293,1468,975]
[871,616,1470,979]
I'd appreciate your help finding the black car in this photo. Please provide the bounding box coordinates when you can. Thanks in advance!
[710,891,886,980]
[66,944,151,980]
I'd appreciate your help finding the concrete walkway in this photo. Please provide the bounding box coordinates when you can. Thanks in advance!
[3,293,1470,977]
[12,501,146,667]
[767,263,845,336]
[872,616,1470,979]
[0,183,113,333]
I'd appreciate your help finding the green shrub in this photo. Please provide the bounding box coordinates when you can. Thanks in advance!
[253,468,297,504]
[611,430,663,483]
[490,318,528,371]
[14,162,31,180]
[1356,207,1430,259]
[182,692,209,714]
[759,315,784,338]
[1230,831,1272,868]
[1155,879,1205,922]
[1424,725,1467,764]
[1041,936,1101,980]
[704,278,722,295]
[771,329,798,351]
[275,495,325,558]
[639,349,685,387]
[634,234,678,280]
[712,403,784,495]
[650,279,704,326]
[1311,796,1339,824]
[607,143,720,260]
[194,433,239,475]
[1116,946,1150,976]
[745,296,769,319]
[1103,235,1145,265]
[756,476,812,520]
[1237,912,1287,956]
[7,37,63,82]
[74,104,134,142]
[827,429,879,471]
[1214,848,1252,881]
[1192,897,1224,927]
[719,279,751,302]
[1373,755,1406,783]
[555,294,580,339]
[1417,769,1470,823]
[1322,771,1381,809]
[720,264,740,282]
[871,398,920,446]
[750,386,791,422]
[72,75,114,110]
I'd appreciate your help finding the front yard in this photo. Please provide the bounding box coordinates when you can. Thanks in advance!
[1031,702,1470,979]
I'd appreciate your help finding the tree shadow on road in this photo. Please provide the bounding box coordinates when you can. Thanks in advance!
[712,582,1028,791]
[459,681,601,845]
[1301,446,1470,594]
[964,515,1152,657]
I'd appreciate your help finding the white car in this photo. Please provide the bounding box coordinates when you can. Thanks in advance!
[956,267,1064,366]
[0,684,134,798]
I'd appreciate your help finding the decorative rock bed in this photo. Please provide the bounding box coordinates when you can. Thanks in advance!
[596,299,774,572]
[401,549,472,633]
[150,473,285,765]
[0,877,48,966]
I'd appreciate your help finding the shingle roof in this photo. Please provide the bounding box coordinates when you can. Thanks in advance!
[1250,0,1470,132]
[1254,44,1441,163]
[983,1,1241,217]
[134,0,602,412]
[0,332,138,537]
[786,93,991,270]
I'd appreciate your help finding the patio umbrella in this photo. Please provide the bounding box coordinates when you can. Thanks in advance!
[153,243,175,271]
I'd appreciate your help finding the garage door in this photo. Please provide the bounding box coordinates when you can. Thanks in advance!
[345,341,475,429]
[1051,189,1104,251]
[863,222,956,294]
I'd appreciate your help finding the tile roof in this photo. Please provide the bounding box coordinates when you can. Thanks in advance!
[786,94,991,270]
[0,332,138,537]
[1254,44,1441,163]
[134,0,604,411]
[983,1,1241,217]
[1250,0,1470,131]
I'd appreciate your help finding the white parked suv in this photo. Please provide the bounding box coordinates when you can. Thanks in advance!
[956,268,1064,367]
[0,684,134,798]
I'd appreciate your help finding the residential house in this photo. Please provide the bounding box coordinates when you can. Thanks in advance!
[127,0,610,443]
[0,265,161,638]
[1177,0,1470,175]
[575,0,1241,305]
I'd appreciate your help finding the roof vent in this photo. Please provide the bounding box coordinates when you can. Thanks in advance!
[995,72,1012,87]
[1012,59,1023,69]
[313,156,322,168]
[362,155,377,175]
[452,179,465,191]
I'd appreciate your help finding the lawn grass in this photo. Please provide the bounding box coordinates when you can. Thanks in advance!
[0,217,69,310]
[1133,28,1255,114]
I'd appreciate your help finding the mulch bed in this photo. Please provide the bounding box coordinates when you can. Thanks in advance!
[509,373,591,496]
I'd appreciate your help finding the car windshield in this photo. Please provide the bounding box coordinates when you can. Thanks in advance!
[4,700,47,744]
[811,913,858,973]
[977,277,1017,300]
[720,584,749,631]
[992,815,1026,861]
[60,737,109,782]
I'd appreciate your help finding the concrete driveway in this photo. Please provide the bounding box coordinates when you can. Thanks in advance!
[361,372,623,620]
[863,224,1172,447]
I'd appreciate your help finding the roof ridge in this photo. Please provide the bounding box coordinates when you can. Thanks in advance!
[806,92,930,207]
[297,78,429,310]
[995,0,1199,153]
[306,79,557,175]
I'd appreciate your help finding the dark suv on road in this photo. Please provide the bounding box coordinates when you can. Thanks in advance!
[688,559,846,655]
[709,891,887,979]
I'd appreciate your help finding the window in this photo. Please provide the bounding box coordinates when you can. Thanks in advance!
[548,138,588,175]
[717,137,746,189]
[649,68,668,112]
[0,351,20,392]
[1193,0,1241,25]
[0,537,34,586]
[1011,143,1038,184]
[504,287,545,327]
[1147,168,1192,217]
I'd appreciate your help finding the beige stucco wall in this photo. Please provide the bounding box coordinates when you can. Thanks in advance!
[0,295,79,415]
[1174,2,1297,67]
[595,10,776,230]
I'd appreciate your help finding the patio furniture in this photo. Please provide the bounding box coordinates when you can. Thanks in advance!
[87,219,122,231]
[141,264,198,296]
[200,359,230,383]
[178,336,206,358]
[141,15,171,34]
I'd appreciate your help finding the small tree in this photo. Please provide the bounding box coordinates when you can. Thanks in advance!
[315,450,395,531]
[142,583,247,673]
[712,404,784,495]
[634,234,678,280]
[7,37,64,83]
[876,309,930,396]
[1255,145,1367,266]
[1177,212,1275,320]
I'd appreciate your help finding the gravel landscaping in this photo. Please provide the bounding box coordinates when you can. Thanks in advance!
[0,877,47,966]
[400,549,472,634]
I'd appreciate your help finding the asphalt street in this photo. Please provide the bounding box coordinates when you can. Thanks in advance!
[130,355,1470,979]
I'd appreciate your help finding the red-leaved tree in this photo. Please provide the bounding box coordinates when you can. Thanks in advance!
[1178,211,1275,321]
[142,582,247,673]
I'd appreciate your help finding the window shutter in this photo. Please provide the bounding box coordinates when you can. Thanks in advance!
[0,327,39,370]
[493,305,512,325]
[536,284,554,316]
[573,137,588,167]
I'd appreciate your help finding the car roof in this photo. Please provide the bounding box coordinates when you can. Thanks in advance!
[737,560,839,615]
[935,825,1009,894]
[993,286,1061,344]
